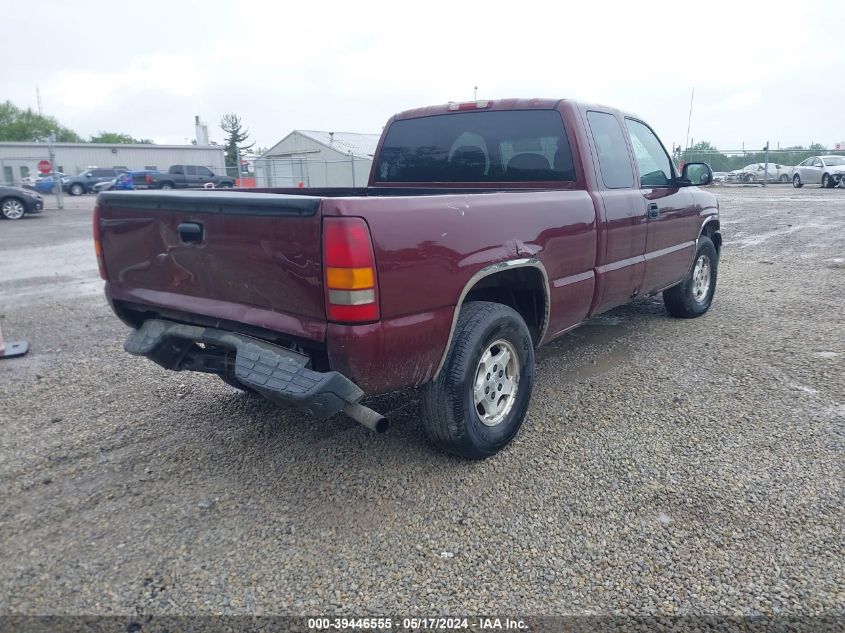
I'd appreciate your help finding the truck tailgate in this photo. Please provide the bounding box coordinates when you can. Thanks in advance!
[97,190,326,341]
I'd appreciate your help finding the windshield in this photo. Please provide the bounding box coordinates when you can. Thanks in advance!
[822,156,845,166]
[375,110,575,183]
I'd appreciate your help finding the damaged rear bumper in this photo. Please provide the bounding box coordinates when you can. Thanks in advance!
[124,319,386,431]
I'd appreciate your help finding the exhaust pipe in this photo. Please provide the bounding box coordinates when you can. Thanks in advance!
[343,402,389,433]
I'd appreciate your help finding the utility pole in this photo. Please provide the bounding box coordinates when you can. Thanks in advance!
[763,141,770,188]
[474,85,478,100]
[47,132,64,210]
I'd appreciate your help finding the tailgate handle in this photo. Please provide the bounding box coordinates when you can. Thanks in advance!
[177,222,204,243]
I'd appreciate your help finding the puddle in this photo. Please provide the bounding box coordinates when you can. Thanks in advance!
[537,316,633,381]
[814,351,839,360]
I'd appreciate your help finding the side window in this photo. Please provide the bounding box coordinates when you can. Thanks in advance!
[171,166,184,174]
[625,119,674,187]
[185,165,197,176]
[812,158,823,167]
[586,111,634,189]
[197,166,212,177]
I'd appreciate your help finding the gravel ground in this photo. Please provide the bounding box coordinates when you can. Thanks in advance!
[0,187,843,617]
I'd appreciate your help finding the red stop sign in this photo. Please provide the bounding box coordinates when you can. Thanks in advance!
[37,160,52,174]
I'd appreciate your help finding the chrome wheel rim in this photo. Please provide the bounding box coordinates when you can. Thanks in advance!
[691,254,711,303]
[473,339,520,427]
[2,199,24,219]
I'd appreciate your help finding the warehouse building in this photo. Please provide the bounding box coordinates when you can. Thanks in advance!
[0,141,226,186]
[254,130,380,188]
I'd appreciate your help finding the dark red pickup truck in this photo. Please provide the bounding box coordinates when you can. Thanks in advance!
[95,98,721,458]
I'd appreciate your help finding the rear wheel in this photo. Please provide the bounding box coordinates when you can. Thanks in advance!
[822,173,834,188]
[793,174,803,188]
[779,174,789,183]
[663,236,718,318]
[1,197,26,220]
[421,301,534,459]
[160,182,174,190]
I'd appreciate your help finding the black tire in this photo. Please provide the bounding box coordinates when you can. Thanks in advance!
[69,183,84,196]
[219,372,258,394]
[822,173,834,188]
[779,174,789,183]
[793,174,803,188]
[421,301,534,459]
[160,182,174,190]
[218,181,234,189]
[663,236,718,318]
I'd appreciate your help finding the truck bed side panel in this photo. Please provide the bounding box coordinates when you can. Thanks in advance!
[322,190,598,389]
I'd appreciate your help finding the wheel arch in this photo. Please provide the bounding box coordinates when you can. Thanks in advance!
[432,258,550,379]
[699,217,722,255]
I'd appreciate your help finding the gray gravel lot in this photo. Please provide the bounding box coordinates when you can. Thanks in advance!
[0,187,843,616]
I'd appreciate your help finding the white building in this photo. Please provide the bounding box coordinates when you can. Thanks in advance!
[254,130,381,188]
[0,141,226,186]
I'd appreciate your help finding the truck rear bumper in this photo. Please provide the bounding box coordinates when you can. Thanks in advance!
[125,319,368,421]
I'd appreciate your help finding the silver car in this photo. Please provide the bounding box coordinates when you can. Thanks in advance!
[792,155,845,188]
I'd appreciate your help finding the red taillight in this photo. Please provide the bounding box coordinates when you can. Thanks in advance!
[92,204,107,280]
[323,217,379,323]
[145,174,152,183]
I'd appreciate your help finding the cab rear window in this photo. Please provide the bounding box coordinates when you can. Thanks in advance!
[375,110,575,183]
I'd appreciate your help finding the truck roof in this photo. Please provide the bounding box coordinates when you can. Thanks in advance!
[390,98,640,124]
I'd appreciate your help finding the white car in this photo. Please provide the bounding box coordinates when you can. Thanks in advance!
[728,163,792,183]
[792,155,845,188]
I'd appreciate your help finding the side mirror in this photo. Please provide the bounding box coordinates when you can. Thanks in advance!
[681,162,712,186]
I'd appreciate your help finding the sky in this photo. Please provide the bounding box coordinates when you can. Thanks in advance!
[2,0,844,152]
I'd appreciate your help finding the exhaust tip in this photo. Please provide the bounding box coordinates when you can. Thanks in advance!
[343,402,389,434]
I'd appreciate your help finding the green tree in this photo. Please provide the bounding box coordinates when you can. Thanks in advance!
[89,131,154,144]
[0,100,82,142]
[220,113,254,171]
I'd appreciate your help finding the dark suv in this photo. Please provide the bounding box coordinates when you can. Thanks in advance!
[63,168,127,195]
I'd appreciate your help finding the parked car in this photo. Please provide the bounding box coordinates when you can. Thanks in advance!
[712,171,728,182]
[727,163,792,183]
[30,172,67,194]
[0,185,44,220]
[64,168,127,196]
[93,171,140,193]
[792,155,845,188]
[144,165,235,190]
[96,98,721,459]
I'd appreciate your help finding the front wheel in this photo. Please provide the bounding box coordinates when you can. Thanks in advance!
[69,183,85,196]
[1,197,26,220]
[793,174,803,188]
[663,236,718,318]
[421,301,534,459]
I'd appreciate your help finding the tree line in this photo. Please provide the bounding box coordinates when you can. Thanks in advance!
[0,101,254,168]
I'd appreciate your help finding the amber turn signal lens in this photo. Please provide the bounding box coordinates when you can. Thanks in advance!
[326,266,374,290]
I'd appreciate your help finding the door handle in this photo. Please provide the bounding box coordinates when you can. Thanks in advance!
[177,222,204,243]
[647,203,660,219]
